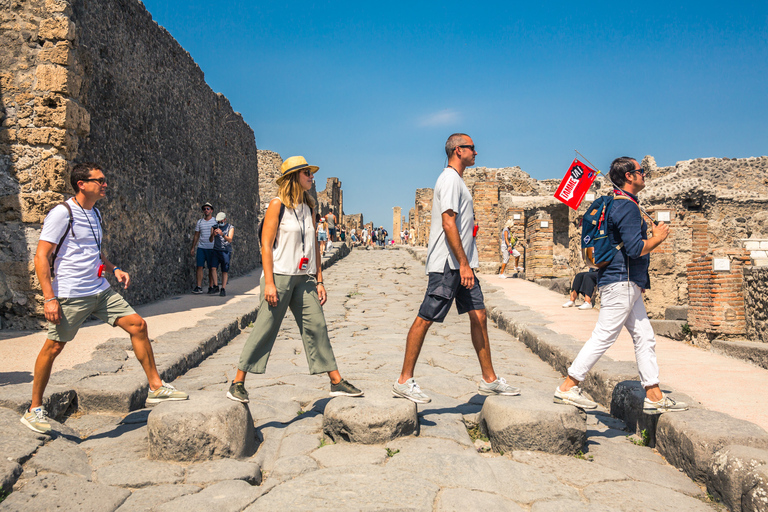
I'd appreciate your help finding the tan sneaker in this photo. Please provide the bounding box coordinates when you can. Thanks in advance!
[146,381,189,404]
[643,395,688,415]
[20,406,52,434]
[554,385,598,409]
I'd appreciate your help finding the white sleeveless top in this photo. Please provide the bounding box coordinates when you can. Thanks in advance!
[269,201,317,276]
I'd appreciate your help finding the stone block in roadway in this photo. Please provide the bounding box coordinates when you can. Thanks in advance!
[322,394,418,444]
[480,390,586,456]
[707,444,768,512]
[148,390,257,462]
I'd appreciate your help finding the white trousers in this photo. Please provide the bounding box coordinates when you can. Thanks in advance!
[568,281,660,388]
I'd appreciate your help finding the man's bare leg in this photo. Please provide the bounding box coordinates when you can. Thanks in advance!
[196,266,204,288]
[468,309,497,383]
[30,339,66,408]
[115,314,162,390]
[209,267,218,288]
[398,316,432,384]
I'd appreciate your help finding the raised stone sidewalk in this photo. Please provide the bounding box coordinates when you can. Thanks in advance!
[0,247,728,510]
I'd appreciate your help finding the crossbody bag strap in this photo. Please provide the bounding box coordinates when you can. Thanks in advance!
[50,202,74,277]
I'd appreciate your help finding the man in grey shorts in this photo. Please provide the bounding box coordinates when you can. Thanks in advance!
[393,134,522,403]
[21,162,188,434]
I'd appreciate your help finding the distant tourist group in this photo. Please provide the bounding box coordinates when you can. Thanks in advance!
[21,133,685,436]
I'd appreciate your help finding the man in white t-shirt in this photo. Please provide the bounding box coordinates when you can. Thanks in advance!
[190,202,219,294]
[21,162,187,435]
[393,134,522,404]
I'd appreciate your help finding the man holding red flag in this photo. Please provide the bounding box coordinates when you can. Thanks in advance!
[553,157,688,415]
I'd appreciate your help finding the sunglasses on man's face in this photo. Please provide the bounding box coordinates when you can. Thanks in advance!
[82,177,107,185]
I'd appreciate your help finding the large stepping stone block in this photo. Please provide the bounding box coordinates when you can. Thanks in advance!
[480,391,586,455]
[148,391,256,461]
[323,395,417,444]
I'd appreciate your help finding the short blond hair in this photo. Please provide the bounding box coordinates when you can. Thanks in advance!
[278,172,316,210]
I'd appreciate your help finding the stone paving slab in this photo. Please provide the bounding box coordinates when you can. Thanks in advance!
[0,248,723,510]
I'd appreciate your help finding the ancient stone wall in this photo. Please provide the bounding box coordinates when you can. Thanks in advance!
[525,212,554,280]
[473,181,500,273]
[1,0,261,327]
[392,206,401,243]
[257,150,282,217]
[744,267,768,343]
[414,188,432,247]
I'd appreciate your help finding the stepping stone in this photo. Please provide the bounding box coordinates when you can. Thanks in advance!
[480,389,586,455]
[323,395,417,444]
[147,391,256,462]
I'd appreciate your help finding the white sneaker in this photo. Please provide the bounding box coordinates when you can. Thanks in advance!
[562,300,575,308]
[578,302,593,310]
[553,385,597,409]
[516,267,524,272]
[499,274,507,279]
[392,378,431,404]
[478,377,521,396]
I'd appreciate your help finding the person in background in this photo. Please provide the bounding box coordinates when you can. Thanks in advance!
[210,212,234,297]
[191,202,219,294]
[562,268,598,310]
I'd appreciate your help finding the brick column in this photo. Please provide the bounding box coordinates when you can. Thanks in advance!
[392,206,402,243]
[525,212,553,280]
[473,181,500,273]
[414,188,433,247]
[687,216,750,336]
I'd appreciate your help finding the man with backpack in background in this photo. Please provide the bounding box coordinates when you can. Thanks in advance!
[22,162,188,434]
[553,156,688,415]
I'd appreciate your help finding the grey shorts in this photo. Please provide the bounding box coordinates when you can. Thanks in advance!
[47,288,136,342]
[417,262,485,323]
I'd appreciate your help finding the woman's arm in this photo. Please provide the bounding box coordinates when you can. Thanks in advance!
[261,199,281,307]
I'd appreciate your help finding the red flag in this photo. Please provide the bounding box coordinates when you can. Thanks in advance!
[554,159,598,209]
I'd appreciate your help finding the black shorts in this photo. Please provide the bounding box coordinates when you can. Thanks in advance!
[417,261,485,323]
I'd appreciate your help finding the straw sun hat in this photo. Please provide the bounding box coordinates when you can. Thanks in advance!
[276,156,319,185]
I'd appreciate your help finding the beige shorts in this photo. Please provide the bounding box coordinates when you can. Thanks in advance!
[47,288,136,342]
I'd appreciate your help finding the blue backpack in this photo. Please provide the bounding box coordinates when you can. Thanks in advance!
[581,195,628,268]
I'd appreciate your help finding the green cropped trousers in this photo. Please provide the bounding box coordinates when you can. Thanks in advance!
[238,273,338,375]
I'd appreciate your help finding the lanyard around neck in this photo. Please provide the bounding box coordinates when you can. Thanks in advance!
[73,198,102,253]
[293,205,306,252]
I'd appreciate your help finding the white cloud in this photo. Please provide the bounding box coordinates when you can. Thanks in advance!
[418,108,461,127]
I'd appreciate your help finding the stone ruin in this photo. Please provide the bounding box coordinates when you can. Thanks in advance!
[403,156,768,344]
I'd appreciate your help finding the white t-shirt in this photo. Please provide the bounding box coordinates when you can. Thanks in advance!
[270,202,317,276]
[39,198,111,298]
[425,167,478,274]
[195,218,217,249]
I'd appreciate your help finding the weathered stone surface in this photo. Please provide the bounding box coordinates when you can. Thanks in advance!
[115,484,201,512]
[323,395,418,444]
[530,500,620,512]
[486,457,581,504]
[1,474,130,511]
[310,443,388,468]
[162,480,263,512]
[245,466,440,511]
[481,392,586,455]
[712,338,768,371]
[650,319,686,340]
[74,373,148,414]
[80,422,149,468]
[511,450,627,488]
[185,458,262,486]
[707,444,768,511]
[744,465,768,512]
[656,408,768,483]
[582,480,714,511]
[267,455,318,481]
[436,487,524,511]
[147,391,256,462]
[275,432,321,459]
[95,460,185,488]
[0,460,22,493]
[27,437,92,480]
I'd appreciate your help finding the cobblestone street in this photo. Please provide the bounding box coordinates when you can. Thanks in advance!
[1,248,721,511]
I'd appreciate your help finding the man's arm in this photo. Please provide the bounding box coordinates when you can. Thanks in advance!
[441,209,473,289]
[641,223,669,256]
[190,229,200,255]
[224,227,234,242]
[101,253,130,289]
[34,240,61,324]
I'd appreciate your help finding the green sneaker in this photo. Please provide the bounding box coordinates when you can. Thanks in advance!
[330,379,364,397]
[146,381,188,404]
[20,406,52,434]
[226,381,250,403]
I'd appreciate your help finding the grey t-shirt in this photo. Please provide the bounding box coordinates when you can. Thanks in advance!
[424,167,478,274]
[195,218,217,250]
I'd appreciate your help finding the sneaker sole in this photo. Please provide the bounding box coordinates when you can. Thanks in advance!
[391,389,431,404]
[478,389,521,396]
[192,291,203,294]
[553,396,598,409]
[20,416,51,434]
[226,391,250,403]
[329,391,364,397]
[643,406,688,415]
[145,396,189,404]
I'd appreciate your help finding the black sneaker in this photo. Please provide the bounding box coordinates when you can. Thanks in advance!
[193,286,203,294]
[208,285,220,295]
[220,288,226,297]
[227,381,249,403]
[330,379,364,397]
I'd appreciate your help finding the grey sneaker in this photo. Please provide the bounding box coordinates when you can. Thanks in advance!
[643,395,688,415]
[20,406,52,434]
[554,385,598,409]
[226,381,249,403]
[330,379,364,397]
[146,381,189,404]
[392,378,431,404]
[478,377,521,396]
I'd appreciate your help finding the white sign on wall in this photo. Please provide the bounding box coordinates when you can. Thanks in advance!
[541,221,549,228]
[713,258,731,271]
[657,211,671,222]
[513,214,521,220]
[585,193,595,201]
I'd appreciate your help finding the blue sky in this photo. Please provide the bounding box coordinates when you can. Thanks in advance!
[142,1,767,228]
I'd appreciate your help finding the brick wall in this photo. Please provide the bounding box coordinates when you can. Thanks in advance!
[392,206,401,243]
[414,188,432,247]
[525,212,554,280]
[472,181,500,273]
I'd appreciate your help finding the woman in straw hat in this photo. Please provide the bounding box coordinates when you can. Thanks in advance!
[227,156,363,403]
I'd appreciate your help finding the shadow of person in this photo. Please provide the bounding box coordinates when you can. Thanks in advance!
[0,371,33,386]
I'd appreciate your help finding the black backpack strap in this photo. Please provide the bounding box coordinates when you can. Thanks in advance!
[50,202,74,277]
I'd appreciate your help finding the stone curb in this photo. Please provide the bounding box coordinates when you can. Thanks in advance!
[0,243,352,419]
[401,245,768,510]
